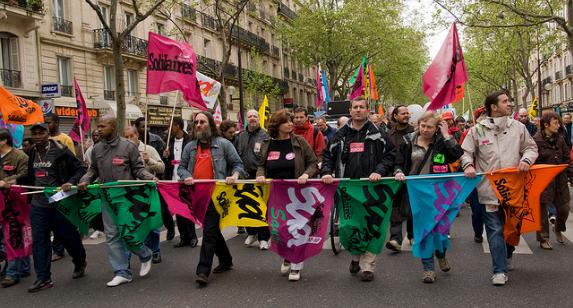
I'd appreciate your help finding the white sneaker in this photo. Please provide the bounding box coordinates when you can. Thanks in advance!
[506,258,514,271]
[280,261,290,275]
[244,235,257,246]
[259,240,269,250]
[288,270,301,281]
[139,259,152,277]
[491,273,508,286]
[89,231,103,239]
[106,275,132,287]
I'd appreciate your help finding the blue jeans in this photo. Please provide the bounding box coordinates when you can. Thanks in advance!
[422,250,446,271]
[548,203,557,218]
[102,200,151,279]
[468,189,484,237]
[144,229,161,256]
[483,205,507,274]
[30,206,86,280]
[5,257,31,280]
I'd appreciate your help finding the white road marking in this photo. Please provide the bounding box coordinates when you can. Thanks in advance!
[481,231,533,254]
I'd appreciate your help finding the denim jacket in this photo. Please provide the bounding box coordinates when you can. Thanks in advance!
[177,136,245,180]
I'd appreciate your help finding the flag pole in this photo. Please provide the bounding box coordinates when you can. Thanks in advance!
[466,83,475,122]
[79,124,86,161]
[166,91,180,144]
[144,96,149,151]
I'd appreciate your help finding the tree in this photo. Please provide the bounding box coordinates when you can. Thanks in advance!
[243,48,280,110]
[85,0,169,132]
[278,0,428,105]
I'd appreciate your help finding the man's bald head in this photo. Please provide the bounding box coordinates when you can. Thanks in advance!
[518,108,529,124]
[98,115,118,140]
[123,126,139,144]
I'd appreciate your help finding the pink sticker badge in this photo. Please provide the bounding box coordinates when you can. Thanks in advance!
[267,151,280,161]
[349,142,365,153]
[285,152,295,160]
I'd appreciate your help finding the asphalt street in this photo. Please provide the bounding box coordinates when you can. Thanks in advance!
[2,205,573,308]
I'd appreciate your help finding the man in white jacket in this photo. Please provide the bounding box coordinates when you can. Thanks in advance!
[461,90,538,286]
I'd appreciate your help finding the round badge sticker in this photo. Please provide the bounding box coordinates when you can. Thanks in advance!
[285,152,295,160]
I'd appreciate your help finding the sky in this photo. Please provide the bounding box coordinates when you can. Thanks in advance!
[403,0,452,60]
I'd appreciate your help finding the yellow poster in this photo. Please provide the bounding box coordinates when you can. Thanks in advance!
[212,182,270,229]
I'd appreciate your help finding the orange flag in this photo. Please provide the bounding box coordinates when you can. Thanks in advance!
[486,164,567,246]
[0,87,44,125]
[377,105,385,116]
[368,64,379,100]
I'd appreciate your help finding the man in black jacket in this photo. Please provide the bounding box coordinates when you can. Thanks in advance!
[163,117,198,248]
[321,97,396,282]
[18,123,87,293]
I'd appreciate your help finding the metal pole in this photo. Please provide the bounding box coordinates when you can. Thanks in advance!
[537,27,543,117]
[237,24,244,126]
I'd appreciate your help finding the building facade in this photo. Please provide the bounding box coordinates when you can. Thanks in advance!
[0,0,317,133]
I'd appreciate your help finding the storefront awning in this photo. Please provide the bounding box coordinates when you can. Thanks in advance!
[101,101,144,120]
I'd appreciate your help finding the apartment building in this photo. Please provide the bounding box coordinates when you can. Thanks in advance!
[0,0,317,132]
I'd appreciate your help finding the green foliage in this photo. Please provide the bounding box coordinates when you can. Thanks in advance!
[243,47,281,110]
[278,0,428,104]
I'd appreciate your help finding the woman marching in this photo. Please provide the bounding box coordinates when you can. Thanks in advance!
[533,111,573,249]
[393,111,464,283]
[256,109,318,281]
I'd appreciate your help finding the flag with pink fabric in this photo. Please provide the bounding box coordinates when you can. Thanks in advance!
[146,32,206,110]
[69,78,91,144]
[0,187,32,260]
[157,182,215,227]
[268,181,338,263]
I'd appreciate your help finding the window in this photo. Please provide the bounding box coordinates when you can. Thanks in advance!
[0,32,20,88]
[157,23,165,35]
[127,70,138,97]
[262,60,268,74]
[125,12,134,29]
[203,39,211,58]
[57,57,72,96]
[103,65,115,100]
[160,95,168,105]
[99,5,109,26]
[53,0,64,18]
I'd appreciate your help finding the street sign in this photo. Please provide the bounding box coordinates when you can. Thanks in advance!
[41,83,61,98]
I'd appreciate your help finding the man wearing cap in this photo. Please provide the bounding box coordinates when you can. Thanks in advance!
[17,123,87,293]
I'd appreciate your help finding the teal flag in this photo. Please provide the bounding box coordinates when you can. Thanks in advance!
[46,188,102,236]
[348,56,368,86]
[336,179,402,255]
[101,182,163,250]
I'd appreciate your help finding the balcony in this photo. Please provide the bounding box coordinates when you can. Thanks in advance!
[555,71,563,80]
[0,68,21,88]
[93,29,148,58]
[104,90,115,100]
[53,16,73,35]
[284,68,290,78]
[271,46,280,58]
[231,26,270,53]
[278,2,298,21]
[201,13,216,30]
[181,4,196,22]
[567,65,573,76]
[61,85,73,97]
[1,0,43,13]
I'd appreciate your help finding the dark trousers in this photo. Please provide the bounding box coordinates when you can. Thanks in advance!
[196,203,232,276]
[176,215,197,243]
[31,206,86,280]
[389,219,413,244]
[246,227,270,241]
[52,236,65,256]
[161,199,175,234]
[468,189,485,238]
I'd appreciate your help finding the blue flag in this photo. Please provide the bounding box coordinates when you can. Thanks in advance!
[406,173,481,258]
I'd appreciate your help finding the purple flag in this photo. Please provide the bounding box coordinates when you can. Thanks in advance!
[69,78,91,144]
[157,182,215,227]
[349,64,365,100]
[268,181,339,263]
[0,187,32,260]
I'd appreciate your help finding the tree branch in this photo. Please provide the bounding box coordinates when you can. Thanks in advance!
[121,0,169,39]
[84,0,114,38]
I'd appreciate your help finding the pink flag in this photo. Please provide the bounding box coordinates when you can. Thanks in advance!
[236,111,244,132]
[349,65,365,100]
[69,78,90,144]
[268,181,339,263]
[423,23,468,110]
[213,103,222,125]
[146,32,207,110]
[0,187,32,260]
[316,65,324,108]
[157,182,215,227]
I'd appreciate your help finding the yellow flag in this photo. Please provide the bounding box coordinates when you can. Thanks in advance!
[211,182,270,229]
[258,95,270,128]
[528,96,538,118]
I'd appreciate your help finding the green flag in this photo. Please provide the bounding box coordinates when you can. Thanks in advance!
[46,188,102,236]
[336,179,402,255]
[348,56,368,86]
[101,182,163,250]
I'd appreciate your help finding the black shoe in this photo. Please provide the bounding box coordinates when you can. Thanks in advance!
[360,271,374,282]
[195,273,208,287]
[152,254,162,264]
[349,261,360,275]
[190,238,198,248]
[174,241,190,248]
[474,236,483,243]
[72,263,87,279]
[28,279,54,293]
[237,227,246,234]
[212,263,233,274]
[166,229,175,241]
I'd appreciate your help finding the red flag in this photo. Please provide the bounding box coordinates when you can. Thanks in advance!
[146,32,206,110]
[157,182,215,227]
[236,111,244,132]
[69,78,91,144]
[349,65,365,100]
[423,23,468,110]
[0,187,32,260]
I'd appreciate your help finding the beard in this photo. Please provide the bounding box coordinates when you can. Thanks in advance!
[196,128,212,141]
[247,122,259,131]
